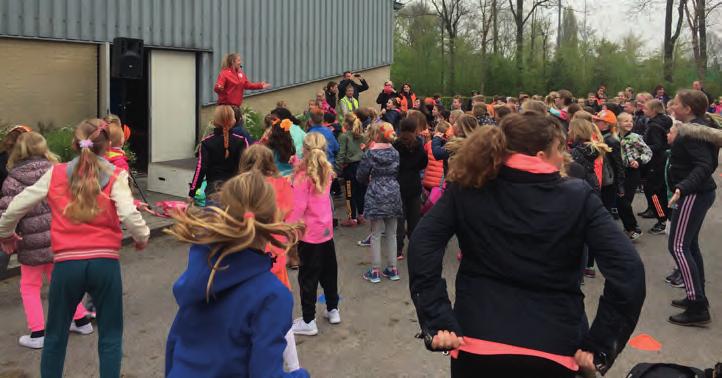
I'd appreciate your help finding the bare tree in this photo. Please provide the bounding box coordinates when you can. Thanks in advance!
[477,0,495,92]
[430,0,470,93]
[663,0,687,83]
[508,0,552,81]
[685,0,722,78]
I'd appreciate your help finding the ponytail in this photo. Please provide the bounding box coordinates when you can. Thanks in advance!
[447,126,506,189]
[65,119,111,223]
[297,133,334,193]
[213,105,236,159]
[166,171,305,301]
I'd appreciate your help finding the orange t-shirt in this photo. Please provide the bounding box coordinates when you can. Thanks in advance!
[266,176,294,290]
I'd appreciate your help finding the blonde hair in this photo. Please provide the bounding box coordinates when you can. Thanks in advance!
[167,171,305,300]
[472,104,487,118]
[569,119,611,155]
[212,105,236,158]
[369,122,396,143]
[435,120,450,135]
[103,114,125,147]
[453,114,480,138]
[7,131,58,169]
[221,53,240,70]
[65,119,112,223]
[617,113,633,136]
[297,133,334,193]
[449,109,464,125]
[645,99,666,115]
[546,91,560,109]
[238,144,280,177]
[572,110,593,122]
[343,113,363,139]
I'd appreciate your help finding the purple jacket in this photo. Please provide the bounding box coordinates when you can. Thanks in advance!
[0,158,54,265]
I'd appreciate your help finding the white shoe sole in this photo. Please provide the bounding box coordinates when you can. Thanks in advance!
[324,312,341,324]
[292,328,319,336]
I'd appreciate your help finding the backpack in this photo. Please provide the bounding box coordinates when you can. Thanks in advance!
[626,363,706,378]
[601,155,615,186]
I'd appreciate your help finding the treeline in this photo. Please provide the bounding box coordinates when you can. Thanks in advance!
[391,0,722,99]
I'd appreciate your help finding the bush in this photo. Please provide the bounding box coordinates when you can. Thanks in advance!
[241,106,264,140]
[44,127,76,162]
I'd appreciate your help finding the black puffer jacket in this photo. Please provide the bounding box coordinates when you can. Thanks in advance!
[668,117,720,194]
[408,166,645,371]
[643,113,672,172]
[393,136,428,198]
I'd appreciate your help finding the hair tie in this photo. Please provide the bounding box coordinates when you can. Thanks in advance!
[280,119,293,132]
[243,211,255,219]
[272,119,281,126]
[79,139,94,149]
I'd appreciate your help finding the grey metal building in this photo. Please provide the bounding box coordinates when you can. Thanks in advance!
[0,0,395,196]
[0,0,394,105]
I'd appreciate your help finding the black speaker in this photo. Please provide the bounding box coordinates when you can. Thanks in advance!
[111,37,144,79]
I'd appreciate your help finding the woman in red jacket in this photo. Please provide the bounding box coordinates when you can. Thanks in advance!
[214,53,271,108]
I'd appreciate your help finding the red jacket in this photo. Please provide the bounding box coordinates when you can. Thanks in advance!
[214,67,264,106]
[47,164,123,262]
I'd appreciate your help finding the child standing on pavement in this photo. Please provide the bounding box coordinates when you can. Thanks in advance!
[0,132,92,350]
[337,113,368,227]
[166,171,308,377]
[288,133,341,336]
[0,119,149,377]
[357,122,403,283]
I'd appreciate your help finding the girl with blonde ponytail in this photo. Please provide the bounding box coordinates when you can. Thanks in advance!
[188,105,248,198]
[0,118,149,376]
[166,171,309,377]
[287,132,341,336]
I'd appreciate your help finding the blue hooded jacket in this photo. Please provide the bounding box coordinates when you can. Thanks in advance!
[166,245,309,378]
[307,124,339,166]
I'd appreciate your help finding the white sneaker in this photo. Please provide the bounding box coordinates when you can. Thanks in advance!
[69,322,94,335]
[324,309,341,324]
[18,335,44,349]
[291,318,318,336]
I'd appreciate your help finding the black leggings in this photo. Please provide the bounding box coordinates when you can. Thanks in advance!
[451,352,577,378]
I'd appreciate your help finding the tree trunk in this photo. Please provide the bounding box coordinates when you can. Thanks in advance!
[492,0,499,55]
[441,23,447,93]
[699,0,707,77]
[449,36,456,94]
[515,0,524,84]
[663,0,686,84]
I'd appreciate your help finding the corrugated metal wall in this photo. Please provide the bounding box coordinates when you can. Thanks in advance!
[0,0,394,104]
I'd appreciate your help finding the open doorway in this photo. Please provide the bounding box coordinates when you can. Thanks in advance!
[109,49,150,172]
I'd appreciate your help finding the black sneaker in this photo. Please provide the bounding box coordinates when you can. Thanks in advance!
[665,269,680,283]
[671,298,690,309]
[627,230,642,241]
[649,222,666,235]
[669,274,685,288]
[638,209,656,218]
[668,301,711,327]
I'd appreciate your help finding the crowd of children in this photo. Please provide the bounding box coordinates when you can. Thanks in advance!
[0,73,720,376]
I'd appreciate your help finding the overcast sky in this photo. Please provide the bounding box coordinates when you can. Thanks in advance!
[551,0,722,55]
